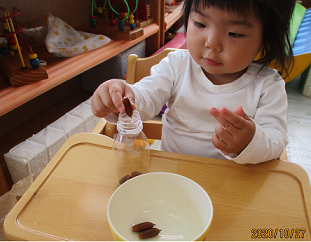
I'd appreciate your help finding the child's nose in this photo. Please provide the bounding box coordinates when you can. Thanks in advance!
[205,31,222,51]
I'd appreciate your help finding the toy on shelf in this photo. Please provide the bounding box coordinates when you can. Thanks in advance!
[91,0,138,31]
[109,0,137,30]
[83,0,153,41]
[0,7,48,87]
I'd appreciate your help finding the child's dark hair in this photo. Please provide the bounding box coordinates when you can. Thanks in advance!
[182,0,296,77]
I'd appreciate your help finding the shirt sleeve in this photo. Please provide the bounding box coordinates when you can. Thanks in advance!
[131,52,178,121]
[220,74,288,164]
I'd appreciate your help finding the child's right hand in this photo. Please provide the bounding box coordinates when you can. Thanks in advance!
[91,79,135,118]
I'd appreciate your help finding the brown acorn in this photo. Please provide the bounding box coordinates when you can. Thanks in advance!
[132,222,155,232]
[129,171,143,178]
[123,97,133,117]
[138,228,161,239]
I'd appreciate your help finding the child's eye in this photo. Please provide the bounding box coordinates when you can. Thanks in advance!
[194,21,206,28]
[228,32,245,38]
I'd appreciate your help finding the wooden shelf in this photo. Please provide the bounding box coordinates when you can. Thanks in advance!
[160,1,183,46]
[0,23,159,117]
[165,2,183,30]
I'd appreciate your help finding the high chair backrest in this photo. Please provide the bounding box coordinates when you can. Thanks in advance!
[126,48,188,84]
[93,48,188,139]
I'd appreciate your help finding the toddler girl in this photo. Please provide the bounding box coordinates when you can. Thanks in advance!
[91,0,296,164]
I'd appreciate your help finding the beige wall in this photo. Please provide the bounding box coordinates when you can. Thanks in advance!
[1,0,91,28]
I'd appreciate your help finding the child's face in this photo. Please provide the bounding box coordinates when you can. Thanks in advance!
[187,5,263,84]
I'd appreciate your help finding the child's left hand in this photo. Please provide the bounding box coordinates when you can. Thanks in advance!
[209,105,255,154]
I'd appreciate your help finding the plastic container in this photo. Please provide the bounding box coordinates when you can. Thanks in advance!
[113,110,150,185]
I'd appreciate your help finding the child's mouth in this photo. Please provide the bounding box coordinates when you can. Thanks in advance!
[204,58,221,66]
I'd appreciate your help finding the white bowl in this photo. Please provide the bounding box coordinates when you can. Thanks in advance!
[107,172,213,241]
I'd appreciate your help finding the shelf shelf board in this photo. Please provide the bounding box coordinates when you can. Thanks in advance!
[165,1,183,30]
[0,23,159,117]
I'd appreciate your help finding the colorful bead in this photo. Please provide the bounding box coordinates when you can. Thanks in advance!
[97,7,103,14]
[8,38,16,45]
[90,15,96,27]
[10,44,17,51]
[119,21,125,31]
[130,23,136,30]
[29,53,40,69]
[90,20,96,27]
[110,19,116,25]
[28,53,37,59]
[6,32,14,39]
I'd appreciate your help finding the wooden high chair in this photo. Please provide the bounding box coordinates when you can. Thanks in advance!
[92,48,288,160]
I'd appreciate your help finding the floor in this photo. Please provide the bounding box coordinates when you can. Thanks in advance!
[151,76,311,183]
[285,76,311,182]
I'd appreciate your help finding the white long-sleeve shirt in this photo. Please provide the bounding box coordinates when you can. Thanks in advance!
[111,50,288,164]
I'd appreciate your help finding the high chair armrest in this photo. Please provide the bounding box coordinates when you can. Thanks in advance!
[92,118,108,134]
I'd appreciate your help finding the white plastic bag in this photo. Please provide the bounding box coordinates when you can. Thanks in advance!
[0,174,35,240]
[45,14,111,57]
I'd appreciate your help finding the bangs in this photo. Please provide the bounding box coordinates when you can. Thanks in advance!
[191,0,260,19]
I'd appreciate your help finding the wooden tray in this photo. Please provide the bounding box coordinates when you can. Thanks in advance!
[4,133,311,241]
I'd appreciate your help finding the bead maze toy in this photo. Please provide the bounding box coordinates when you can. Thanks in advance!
[0,7,48,87]
[91,0,138,31]
[83,0,153,41]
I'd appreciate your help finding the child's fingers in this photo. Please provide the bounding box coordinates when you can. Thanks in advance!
[214,124,233,143]
[106,80,126,112]
[234,105,250,120]
[91,94,105,117]
[91,89,115,117]
[211,133,228,151]
[107,79,135,113]
[218,107,247,129]
[209,107,224,123]
[210,106,255,154]
[91,79,128,117]
[110,90,125,113]
[209,107,238,132]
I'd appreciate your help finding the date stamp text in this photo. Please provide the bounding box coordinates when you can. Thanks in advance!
[251,228,306,239]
